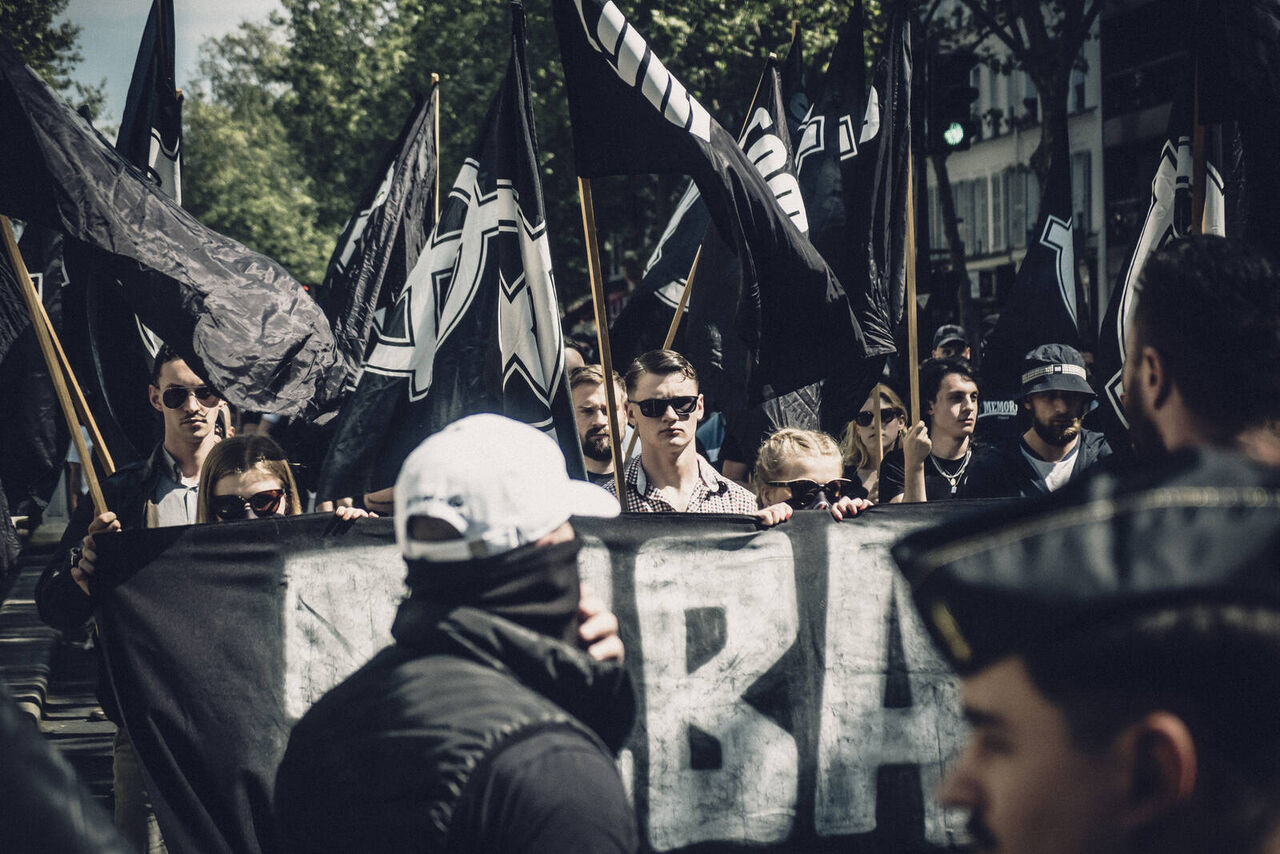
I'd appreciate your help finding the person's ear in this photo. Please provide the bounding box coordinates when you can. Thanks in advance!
[1139,346,1173,410]
[694,393,705,421]
[1119,711,1198,831]
[625,402,637,428]
[149,384,163,413]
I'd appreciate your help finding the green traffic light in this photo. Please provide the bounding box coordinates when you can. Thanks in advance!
[943,121,966,147]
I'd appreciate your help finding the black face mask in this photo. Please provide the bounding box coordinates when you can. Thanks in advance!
[401,537,583,647]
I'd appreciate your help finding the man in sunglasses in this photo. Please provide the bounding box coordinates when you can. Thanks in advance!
[36,343,227,851]
[608,349,757,514]
[964,345,1111,498]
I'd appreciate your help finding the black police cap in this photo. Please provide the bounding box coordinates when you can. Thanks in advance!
[892,449,1280,674]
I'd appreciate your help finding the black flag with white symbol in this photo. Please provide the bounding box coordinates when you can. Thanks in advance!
[1091,74,1230,457]
[607,179,706,366]
[685,56,810,414]
[796,4,909,363]
[555,0,869,406]
[0,36,341,416]
[318,83,438,398]
[317,2,583,500]
[978,137,1083,442]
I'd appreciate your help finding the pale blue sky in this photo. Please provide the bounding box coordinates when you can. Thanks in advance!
[63,0,282,129]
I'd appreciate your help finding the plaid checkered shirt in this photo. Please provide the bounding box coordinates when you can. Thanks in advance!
[605,453,758,514]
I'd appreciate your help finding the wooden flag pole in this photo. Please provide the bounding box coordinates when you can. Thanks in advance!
[905,157,921,424]
[432,73,441,223]
[577,177,627,500]
[1,216,108,514]
[32,290,116,476]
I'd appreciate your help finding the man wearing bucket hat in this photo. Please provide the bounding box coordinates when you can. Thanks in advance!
[893,448,1280,854]
[964,344,1111,498]
[274,414,638,853]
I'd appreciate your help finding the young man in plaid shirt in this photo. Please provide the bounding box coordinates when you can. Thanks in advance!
[606,349,759,515]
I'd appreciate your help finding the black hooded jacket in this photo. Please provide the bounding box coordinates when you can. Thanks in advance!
[274,605,638,853]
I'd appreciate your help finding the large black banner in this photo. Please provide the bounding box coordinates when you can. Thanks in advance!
[94,508,990,852]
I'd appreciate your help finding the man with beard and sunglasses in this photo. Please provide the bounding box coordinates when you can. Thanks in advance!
[570,364,631,488]
[36,342,228,852]
[1121,236,1280,466]
[964,345,1111,498]
[607,349,758,515]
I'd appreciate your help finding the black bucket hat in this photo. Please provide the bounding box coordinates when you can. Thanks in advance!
[1019,343,1094,400]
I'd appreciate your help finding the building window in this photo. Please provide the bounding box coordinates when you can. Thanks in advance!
[1006,169,1027,249]
[1070,62,1087,113]
[954,180,973,255]
[974,178,989,255]
[992,172,1007,252]
[1071,151,1092,233]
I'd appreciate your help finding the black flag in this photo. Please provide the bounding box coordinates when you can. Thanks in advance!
[554,0,869,404]
[797,4,910,362]
[607,179,706,365]
[317,2,583,500]
[64,0,183,464]
[779,23,811,143]
[318,82,438,397]
[0,226,70,519]
[1092,75,1230,455]
[0,36,340,415]
[977,137,1083,441]
[611,56,811,411]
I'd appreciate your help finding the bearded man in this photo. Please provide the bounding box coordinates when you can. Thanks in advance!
[965,344,1111,497]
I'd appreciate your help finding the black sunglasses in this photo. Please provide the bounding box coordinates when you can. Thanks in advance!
[852,407,903,428]
[210,489,285,521]
[633,395,698,418]
[766,478,851,509]
[160,385,221,410]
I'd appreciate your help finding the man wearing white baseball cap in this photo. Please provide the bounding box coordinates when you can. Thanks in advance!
[275,414,638,853]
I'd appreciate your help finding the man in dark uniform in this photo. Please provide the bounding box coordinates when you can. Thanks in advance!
[964,344,1111,497]
[894,449,1280,854]
[274,414,637,853]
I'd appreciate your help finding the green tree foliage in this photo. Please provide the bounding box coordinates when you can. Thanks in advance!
[183,0,879,298]
[181,22,333,284]
[1,0,105,117]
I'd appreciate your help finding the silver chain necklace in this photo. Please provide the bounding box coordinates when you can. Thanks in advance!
[929,448,973,494]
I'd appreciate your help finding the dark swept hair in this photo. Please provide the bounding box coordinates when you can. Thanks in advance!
[150,343,184,385]
[1134,236,1280,442]
[1024,604,1280,851]
[919,357,976,422]
[624,349,698,395]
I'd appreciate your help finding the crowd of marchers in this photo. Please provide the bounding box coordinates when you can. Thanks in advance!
[13,234,1280,854]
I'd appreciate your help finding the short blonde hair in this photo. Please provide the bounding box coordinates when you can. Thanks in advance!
[751,428,842,497]
[839,383,906,470]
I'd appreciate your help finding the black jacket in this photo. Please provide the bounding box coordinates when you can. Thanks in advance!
[36,443,170,632]
[35,444,171,724]
[962,428,1112,499]
[274,605,638,853]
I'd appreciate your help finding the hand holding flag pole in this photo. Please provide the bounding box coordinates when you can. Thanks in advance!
[1,215,115,514]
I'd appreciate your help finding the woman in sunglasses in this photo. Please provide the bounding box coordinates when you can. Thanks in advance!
[751,428,872,525]
[839,384,907,503]
[196,435,367,523]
